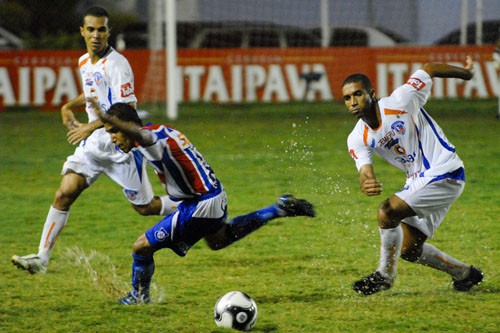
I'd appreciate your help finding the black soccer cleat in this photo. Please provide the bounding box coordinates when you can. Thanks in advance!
[353,271,393,295]
[453,266,484,291]
[277,194,315,217]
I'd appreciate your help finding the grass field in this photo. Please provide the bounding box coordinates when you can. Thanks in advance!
[1,100,499,332]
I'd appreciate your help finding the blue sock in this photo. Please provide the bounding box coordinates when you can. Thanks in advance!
[227,204,280,241]
[131,253,155,297]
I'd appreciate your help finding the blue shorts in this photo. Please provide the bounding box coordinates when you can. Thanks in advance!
[145,189,227,256]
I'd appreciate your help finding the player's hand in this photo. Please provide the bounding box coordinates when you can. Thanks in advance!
[67,123,94,145]
[361,178,383,196]
[464,55,473,73]
[86,97,108,121]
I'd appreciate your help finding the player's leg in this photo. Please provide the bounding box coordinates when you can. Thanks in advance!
[120,209,194,305]
[12,170,90,274]
[205,194,315,250]
[398,176,483,291]
[352,195,413,295]
[120,234,155,305]
[401,222,483,291]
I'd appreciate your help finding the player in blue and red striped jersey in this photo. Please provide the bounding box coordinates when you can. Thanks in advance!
[91,100,315,305]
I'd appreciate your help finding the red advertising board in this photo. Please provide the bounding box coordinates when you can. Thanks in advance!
[0,45,497,110]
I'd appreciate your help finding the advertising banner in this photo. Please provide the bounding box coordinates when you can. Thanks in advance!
[0,45,497,110]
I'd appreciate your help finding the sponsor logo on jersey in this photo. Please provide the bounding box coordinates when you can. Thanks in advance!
[120,82,134,97]
[391,120,406,135]
[407,77,425,90]
[93,72,103,85]
[124,189,138,200]
[84,71,93,86]
[154,227,169,241]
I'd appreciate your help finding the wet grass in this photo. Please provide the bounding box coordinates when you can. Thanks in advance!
[1,100,498,332]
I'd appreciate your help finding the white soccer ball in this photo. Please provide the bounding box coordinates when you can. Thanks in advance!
[214,291,258,331]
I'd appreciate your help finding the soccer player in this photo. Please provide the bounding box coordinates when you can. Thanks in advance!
[342,56,483,295]
[91,100,316,304]
[11,6,176,274]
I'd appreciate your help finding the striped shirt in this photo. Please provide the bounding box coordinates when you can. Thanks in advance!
[138,124,219,200]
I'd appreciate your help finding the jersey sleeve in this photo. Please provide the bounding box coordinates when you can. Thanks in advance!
[347,127,373,171]
[108,56,138,105]
[389,69,432,115]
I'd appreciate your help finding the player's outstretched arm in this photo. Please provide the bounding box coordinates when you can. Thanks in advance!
[421,55,473,80]
[88,98,154,147]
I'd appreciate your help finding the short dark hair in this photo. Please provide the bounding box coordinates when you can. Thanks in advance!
[342,73,373,91]
[83,6,109,24]
[107,103,143,127]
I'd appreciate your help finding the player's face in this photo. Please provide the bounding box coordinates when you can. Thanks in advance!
[103,123,134,153]
[342,82,374,119]
[81,15,110,56]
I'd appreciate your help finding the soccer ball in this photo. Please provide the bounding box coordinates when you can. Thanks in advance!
[214,291,258,331]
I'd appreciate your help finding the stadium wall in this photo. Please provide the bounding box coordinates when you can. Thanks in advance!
[0,45,497,110]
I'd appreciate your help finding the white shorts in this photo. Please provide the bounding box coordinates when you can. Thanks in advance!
[396,175,465,238]
[62,130,154,206]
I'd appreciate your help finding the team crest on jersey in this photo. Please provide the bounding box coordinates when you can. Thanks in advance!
[391,121,406,135]
[124,189,138,200]
[93,72,103,85]
[154,227,169,241]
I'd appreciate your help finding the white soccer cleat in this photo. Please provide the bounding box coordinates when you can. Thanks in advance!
[11,254,47,274]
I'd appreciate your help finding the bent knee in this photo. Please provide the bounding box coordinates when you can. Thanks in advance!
[132,235,153,256]
[377,199,397,228]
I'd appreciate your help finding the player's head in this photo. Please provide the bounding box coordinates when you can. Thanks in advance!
[107,103,143,126]
[81,6,111,56]
[341,73,376,119]
[104,103,143,153]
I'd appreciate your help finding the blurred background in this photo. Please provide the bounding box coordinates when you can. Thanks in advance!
[0,0,498,115]
[1,0,499,50]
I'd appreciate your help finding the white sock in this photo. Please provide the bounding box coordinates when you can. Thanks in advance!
[417,243,470,280]
[159,195,179,215]
[37,206,69,266]
[377,225,403,280]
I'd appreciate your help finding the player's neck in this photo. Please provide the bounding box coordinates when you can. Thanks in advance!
[364,104,381,129]
[89,45,111,64]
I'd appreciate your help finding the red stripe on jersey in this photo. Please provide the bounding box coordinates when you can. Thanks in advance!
[384,108,407,115]
[363,125,369,146]
[165,134,207,194]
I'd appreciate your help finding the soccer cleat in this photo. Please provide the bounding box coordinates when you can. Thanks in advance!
[119,290,151,305]
[277,194,315,217]
[352,271,393,295]
[11,254,47,274]
[453,266,484,291]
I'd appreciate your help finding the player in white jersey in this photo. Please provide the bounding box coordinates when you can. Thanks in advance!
[342,56,483,295]
[11,6,176,275]
[90,101,315,304]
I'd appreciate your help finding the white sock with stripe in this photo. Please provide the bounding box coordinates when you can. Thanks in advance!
[417,243,470,280]
[38,206,69,266]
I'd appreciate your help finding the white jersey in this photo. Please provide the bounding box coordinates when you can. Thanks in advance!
[78,47,137,162]
[347,69,464,181]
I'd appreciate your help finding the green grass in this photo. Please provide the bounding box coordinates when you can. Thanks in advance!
[1,100,499,332]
